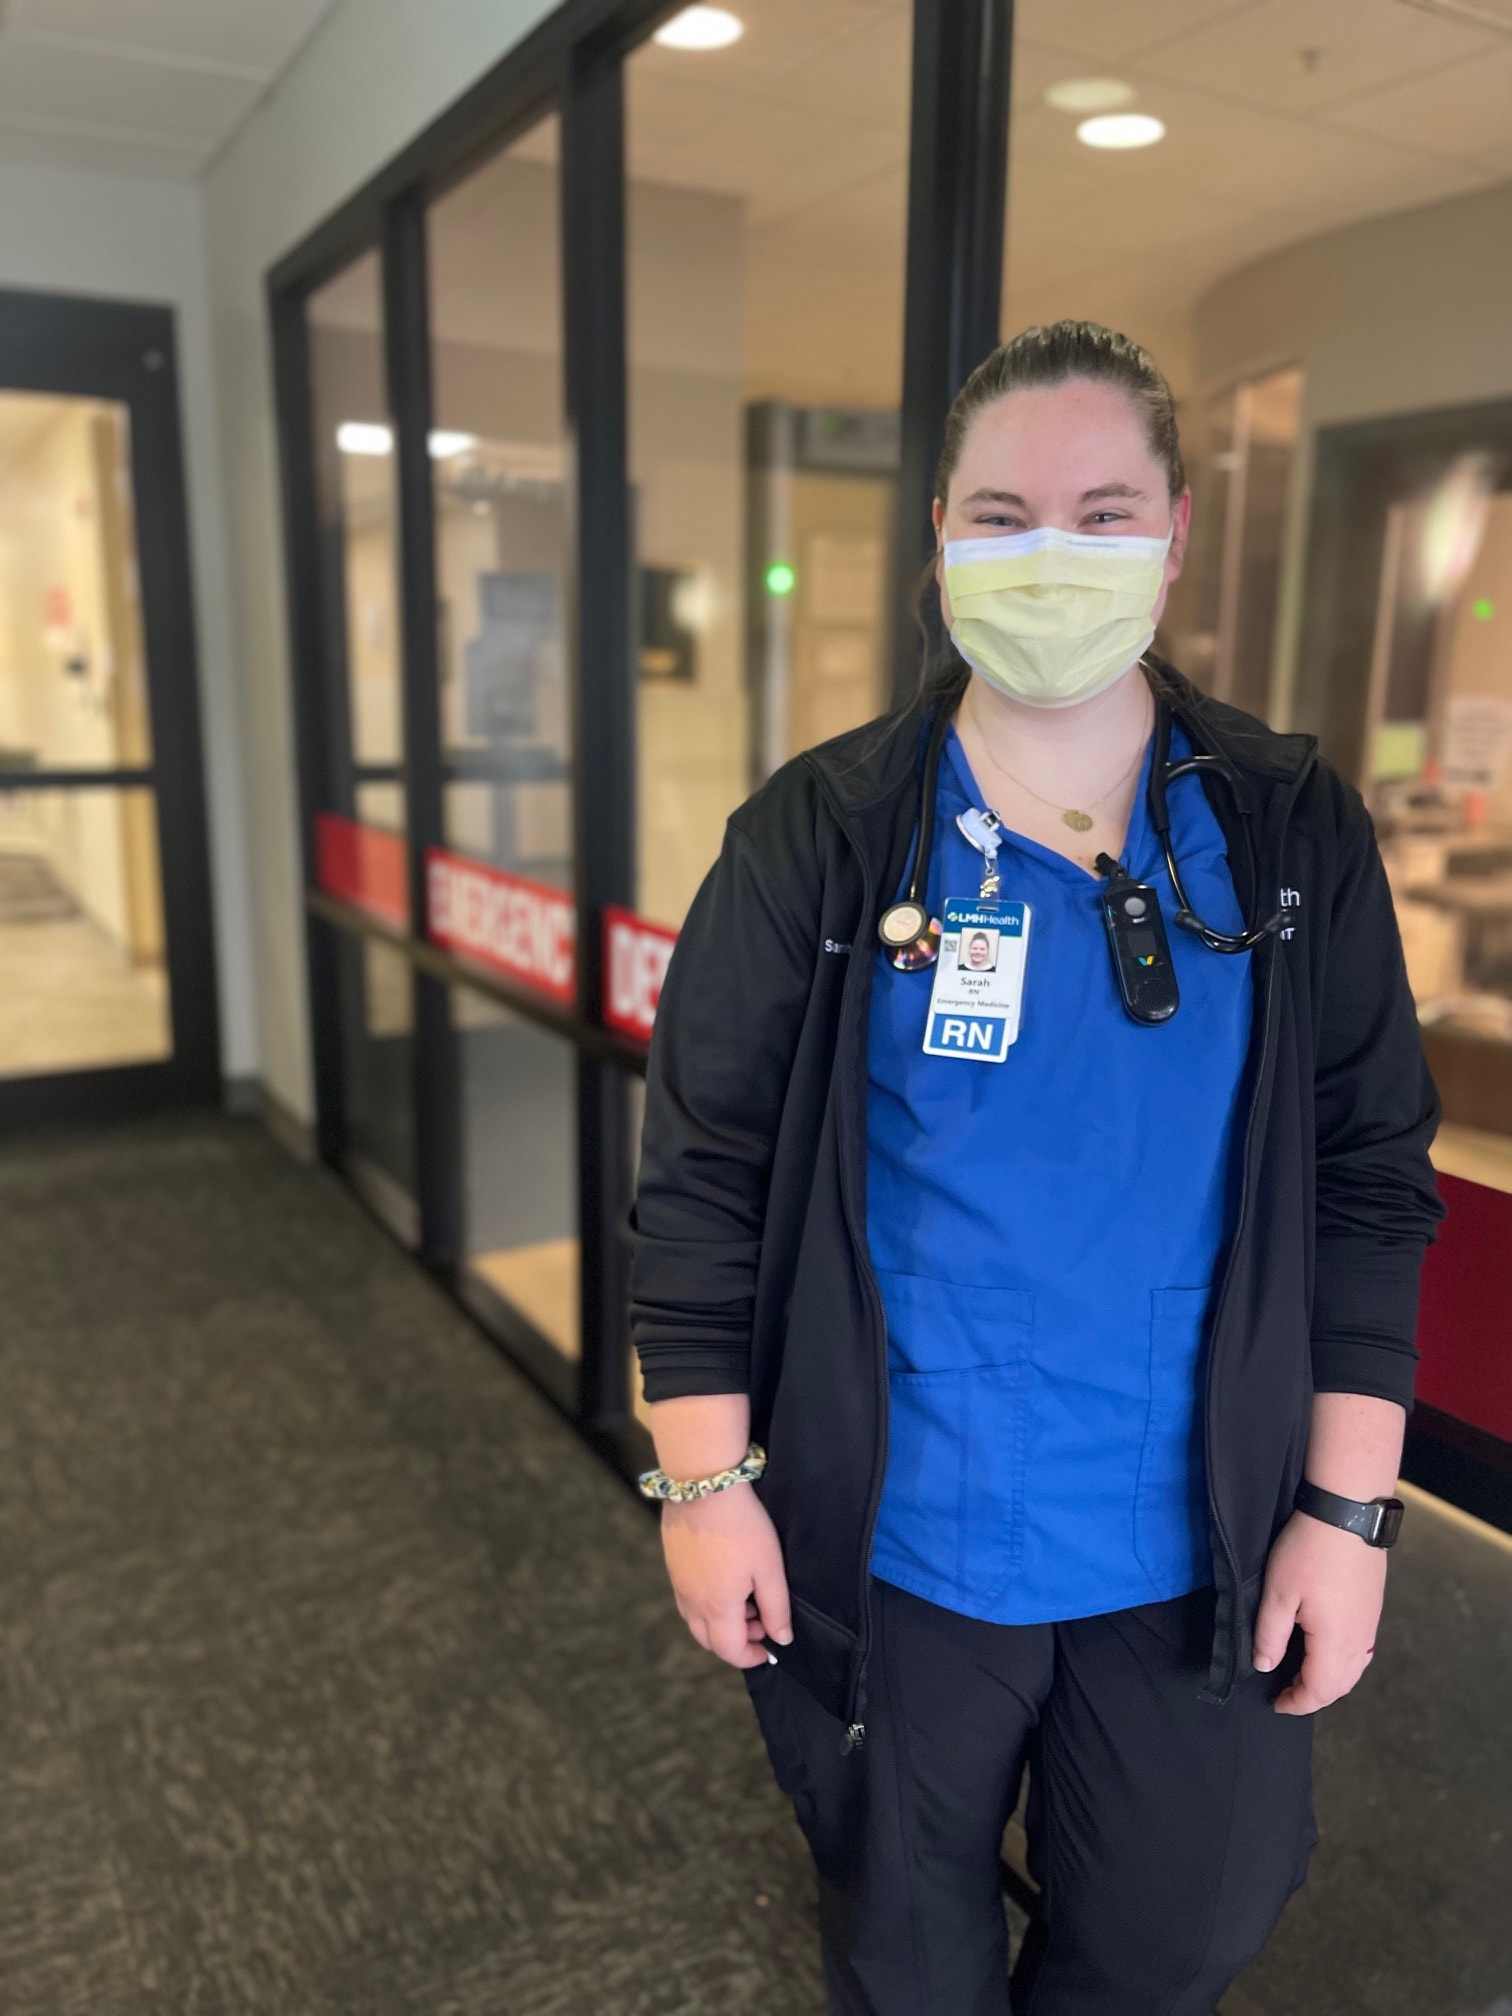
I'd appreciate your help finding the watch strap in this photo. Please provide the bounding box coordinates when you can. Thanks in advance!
[1294,1479,1404,1549]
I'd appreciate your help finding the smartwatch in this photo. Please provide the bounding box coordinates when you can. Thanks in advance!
[1294,1479,1405,1549]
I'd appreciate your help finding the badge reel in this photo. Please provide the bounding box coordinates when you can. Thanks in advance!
[918,809,1032,1063]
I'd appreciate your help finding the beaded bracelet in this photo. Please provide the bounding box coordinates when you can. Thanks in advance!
[637,1441,767,1503]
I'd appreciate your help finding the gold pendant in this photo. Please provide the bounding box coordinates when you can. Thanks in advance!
[1063,809,1094,833]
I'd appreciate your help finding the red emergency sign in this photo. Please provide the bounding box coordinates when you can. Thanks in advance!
[314,813,409,930]
[426,849,576,1006]
[602,906,678,1042]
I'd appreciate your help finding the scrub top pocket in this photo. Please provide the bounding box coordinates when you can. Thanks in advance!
[871,1269,1035,1607]
[1133,1287,1212,1587]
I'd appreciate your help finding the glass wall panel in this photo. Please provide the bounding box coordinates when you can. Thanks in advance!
[0,784,168,1075]
[453,986,579,1368]
[331,925,416,1235]
[0,392,153,772]
[427,120,573,894]
[1004,1,1512,1136]
[625,2,913,928]
[307,251,404,835]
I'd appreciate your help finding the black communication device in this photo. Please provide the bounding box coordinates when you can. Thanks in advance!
[1095,854,1179,1025]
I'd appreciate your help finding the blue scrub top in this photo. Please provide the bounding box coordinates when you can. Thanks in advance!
[865,716,1252,1624]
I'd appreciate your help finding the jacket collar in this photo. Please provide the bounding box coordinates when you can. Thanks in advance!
[802,654,1316,816]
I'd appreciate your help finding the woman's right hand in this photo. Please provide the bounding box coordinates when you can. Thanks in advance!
[661,1482,794,1669]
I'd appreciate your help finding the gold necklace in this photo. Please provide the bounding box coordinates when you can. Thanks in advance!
[963,687,1151,833]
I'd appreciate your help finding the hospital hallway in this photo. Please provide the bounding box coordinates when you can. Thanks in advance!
[1,1115,1509,2016]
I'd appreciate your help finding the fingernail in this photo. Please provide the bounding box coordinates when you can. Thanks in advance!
[1253,1656,1274,1671]
[777,1629,794,1645]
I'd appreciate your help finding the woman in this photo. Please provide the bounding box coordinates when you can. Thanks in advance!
[630,322,1443,2016]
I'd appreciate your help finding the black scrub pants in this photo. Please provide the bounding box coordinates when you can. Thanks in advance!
[744,1577,1315,2016]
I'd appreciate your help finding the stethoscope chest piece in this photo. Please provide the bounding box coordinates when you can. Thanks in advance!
[879,899,928,948]
[878,899,941,971]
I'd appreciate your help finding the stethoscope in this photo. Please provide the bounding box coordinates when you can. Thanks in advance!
[876,675,1280,977]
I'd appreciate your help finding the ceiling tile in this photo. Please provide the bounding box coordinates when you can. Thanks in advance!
[501,117,560,168]
[751,165,908,276]
[1009,0,1264,65]
[746,169,908,406]
[626,67,750,176]
[1326,39,1512,172]
[7,0,337,77]
[0,120,206,178]
[1005,156,1293,293]
[760,2,911,130]
[627,74,904,224]
[632,0,901,96]
[307,249,383,332]
[1133,0,1500,115]
[0,39,257,147]
[1011,37,1126,107]
[1010,74,1486,230]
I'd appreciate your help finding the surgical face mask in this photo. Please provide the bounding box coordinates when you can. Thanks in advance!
[942,525,1173,708]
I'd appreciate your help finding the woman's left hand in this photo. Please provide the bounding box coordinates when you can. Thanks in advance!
[1252,1510,1387,1716]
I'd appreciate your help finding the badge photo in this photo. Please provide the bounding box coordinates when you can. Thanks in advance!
[923,898,1031,1062]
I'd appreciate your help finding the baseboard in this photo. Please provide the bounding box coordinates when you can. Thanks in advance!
[224,1076,317,1165]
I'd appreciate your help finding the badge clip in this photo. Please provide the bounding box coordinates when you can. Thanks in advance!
[956,808,1003,899]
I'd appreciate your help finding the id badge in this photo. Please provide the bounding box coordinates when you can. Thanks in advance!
[922,897,1031,1062]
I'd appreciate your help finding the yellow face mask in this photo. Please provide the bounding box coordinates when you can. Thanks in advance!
[942,526,1172,708]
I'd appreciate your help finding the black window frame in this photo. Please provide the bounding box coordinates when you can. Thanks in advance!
[0,286,220,1129]
[269,0,1014,1483]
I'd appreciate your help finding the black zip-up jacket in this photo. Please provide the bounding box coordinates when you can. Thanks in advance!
[630,662,1444,1725]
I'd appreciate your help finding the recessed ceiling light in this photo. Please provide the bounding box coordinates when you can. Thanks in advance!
[1077,113,1166,150]
[654,6,744,51]
[428,430,478,459]
[336,421,392,456]
[1044,77,1134,114]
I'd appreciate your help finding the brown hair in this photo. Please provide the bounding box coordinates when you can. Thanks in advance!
[934,320,1185,506]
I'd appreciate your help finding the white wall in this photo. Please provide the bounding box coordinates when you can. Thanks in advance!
[1191,178,1512,728]
[0,155,254,1076]
[202,0,558,1124]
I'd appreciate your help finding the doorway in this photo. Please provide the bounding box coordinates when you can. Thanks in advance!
[0,288,218,1126]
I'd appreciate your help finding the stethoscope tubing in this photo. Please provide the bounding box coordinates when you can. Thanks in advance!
[884,676,1278,960]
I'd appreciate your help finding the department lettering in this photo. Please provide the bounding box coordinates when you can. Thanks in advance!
[428,854,575,999]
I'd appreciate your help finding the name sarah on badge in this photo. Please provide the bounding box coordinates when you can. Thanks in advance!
[922,897,1031,1064]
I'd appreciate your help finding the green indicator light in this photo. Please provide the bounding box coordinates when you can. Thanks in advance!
[765,560,797,598]
[1473,597,1495,622]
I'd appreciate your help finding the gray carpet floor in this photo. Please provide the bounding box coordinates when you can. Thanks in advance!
[0,1114,1507,2016]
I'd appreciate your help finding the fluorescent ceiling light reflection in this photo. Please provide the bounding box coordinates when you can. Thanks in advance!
[1044,77,1134,114]
[1077,113,1166,150]
[654,6,744,50]
[336,421,392,456]
[336,423,481,459]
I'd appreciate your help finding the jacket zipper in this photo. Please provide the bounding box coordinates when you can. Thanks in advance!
[806,760,888,1750]
[1199,748,1316,1697]
[808,723,1315,1728]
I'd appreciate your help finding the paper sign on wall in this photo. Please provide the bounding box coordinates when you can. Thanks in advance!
[1443,694,1512,792]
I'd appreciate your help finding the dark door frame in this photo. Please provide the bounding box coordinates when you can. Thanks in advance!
[269,0,1014,1476]
[0,286,220,1128]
